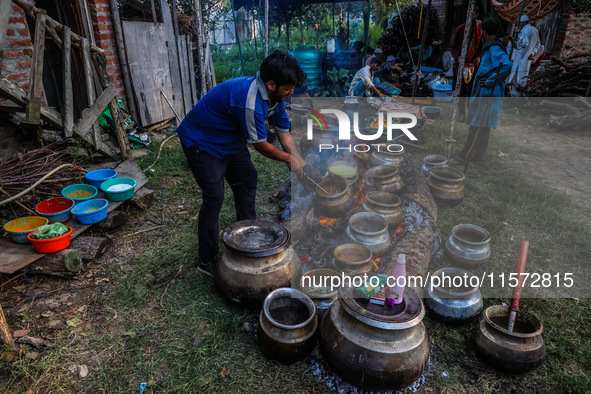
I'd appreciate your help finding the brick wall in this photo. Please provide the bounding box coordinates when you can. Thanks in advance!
[1,3,33,91]
[87,0,126,105]
[1,1,127,106]
[414,0,447,37]
[553,11,591,56]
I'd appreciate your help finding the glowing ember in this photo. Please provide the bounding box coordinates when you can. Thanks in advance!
[319,216,337,227]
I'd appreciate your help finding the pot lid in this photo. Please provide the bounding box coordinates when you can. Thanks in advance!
[339,281,424,329]
[222,219,290,257]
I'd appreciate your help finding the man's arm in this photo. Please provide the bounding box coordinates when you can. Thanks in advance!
[252,140,305,177]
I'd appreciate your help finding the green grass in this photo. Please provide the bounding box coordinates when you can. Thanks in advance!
[1,109,590,392]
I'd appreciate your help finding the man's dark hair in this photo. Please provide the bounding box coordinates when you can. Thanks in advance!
[370,57,383,66]
[481,17,498,36]
[260,50,306,87]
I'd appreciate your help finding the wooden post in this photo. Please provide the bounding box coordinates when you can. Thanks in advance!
[0,1,12,64]
[108,0,139,122]
[0,304,15,350]
[161,0,185,120]
[150,0,157,24]
[26,9,47,125]
[82,38,102,150]
[264,0,268,57]
[446,0,476,159]
[187,36,198,102]
[171,0,179,37]
[194,0,208,96]
[91,52,130,160]
[62,26,73,137]
[412,0,432,104]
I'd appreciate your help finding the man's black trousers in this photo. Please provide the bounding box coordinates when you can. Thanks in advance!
[181,143,257,261]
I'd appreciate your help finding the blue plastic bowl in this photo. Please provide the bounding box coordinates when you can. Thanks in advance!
[71,199,109,224]
[3,216,49,244]
[61,184,98,205]
[85,169,118,189]
[432,83,454,102]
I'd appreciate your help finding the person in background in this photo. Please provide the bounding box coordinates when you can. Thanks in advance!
[376,55,403,83]
[348,57,385,97]
[452,6,483,121]
[176,50,307,275]
[441,46,454,78]
[366,48,384,66]
[507,15,540,96]
[450,18,512,165]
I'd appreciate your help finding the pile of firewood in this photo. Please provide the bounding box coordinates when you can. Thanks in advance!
[522,53,591,97]
[0,140,84,219]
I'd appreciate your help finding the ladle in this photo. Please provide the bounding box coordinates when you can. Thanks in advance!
[508,241,529,332]
[305,175,330,195]
[480,220,508,242]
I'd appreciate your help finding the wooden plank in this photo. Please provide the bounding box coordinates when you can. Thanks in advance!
[62,26,73,137]
[91,51,130,160]
[121,21,174,126]
[187,36,198,104]
[150,0,157,23]
[170,0,179,37]
[161,0,185,122]
[0,78,63,128]
[0,0,12,64]
[26,10,47,124]
[73,83,117,135]
[177,35,191,117]
[82,38,102,150]
[0,160,148,274]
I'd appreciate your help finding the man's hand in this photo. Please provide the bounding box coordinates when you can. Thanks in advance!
[289,155,305,177]
[479,76,488,85]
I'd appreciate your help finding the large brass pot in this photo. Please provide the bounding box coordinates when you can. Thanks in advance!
[365,165,404,196]
[369,144,405,168]
[313,175,353,218]
[345,212,391,257]
[216,220,301,308]
[258,288,318,364]
[475,305,545,373]
[445,224,491,267]
[363,191,403,227]
[320,286,429,391]
[421,154,448,176]
[427,166,465,207]
[332,243,373,275]
[424,267,483,323]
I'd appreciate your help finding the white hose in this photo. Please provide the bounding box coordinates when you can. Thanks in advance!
[0,164,78,206]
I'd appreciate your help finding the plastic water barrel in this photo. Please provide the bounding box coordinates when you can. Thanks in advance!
[290,46,322,93]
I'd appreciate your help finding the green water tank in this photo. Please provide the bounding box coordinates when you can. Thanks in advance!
[290,46,322,93]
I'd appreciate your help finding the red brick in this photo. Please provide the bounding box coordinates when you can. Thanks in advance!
[97,32,114,41]
[106,57,119,66]
[111,73,122,81]
[103,49,116,57]
[106,65,120,75]
[18,28,29,36]
[20,82,30,90]
[2,63,15,72]
[6,72,28,81]
[23,48,33,56]
[6,28,15,36]
[17,60,32,69]
[95,14,111,23]
[8,16,24,24]
[114,82,123,90]
[8,39,31,47]
[2,49,24,59]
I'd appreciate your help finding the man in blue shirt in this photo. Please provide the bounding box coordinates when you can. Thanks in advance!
[176,50,307,275]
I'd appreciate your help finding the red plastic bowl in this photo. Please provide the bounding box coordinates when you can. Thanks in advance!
[27,226,73,253]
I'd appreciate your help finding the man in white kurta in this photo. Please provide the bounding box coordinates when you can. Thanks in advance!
[508,15,540,96]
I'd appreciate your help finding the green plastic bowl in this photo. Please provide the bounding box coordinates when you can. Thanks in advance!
[100,177,137,201]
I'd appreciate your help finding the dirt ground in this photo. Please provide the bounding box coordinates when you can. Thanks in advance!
[495,117,591,212]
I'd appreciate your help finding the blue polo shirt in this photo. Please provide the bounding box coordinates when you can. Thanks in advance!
[176,72,291,158]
